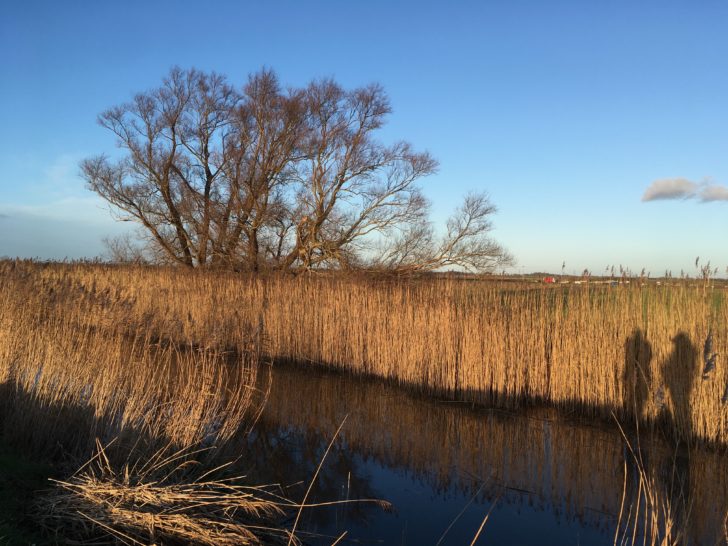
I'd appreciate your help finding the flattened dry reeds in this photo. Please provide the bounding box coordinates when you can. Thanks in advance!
[41,442,296,546]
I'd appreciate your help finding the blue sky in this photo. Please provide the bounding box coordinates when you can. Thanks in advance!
[1,0,727,275]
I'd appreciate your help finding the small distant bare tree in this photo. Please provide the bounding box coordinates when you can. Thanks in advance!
[83,67,511,274]
[102,233,150,264]
[373,193,512,273]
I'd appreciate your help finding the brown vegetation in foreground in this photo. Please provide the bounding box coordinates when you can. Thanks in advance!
[10,259,726,446]
[0,260,292,544]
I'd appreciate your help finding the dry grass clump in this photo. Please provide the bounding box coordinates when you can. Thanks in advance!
[41,443,296,546]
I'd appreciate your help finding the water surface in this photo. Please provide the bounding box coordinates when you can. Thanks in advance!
[243,363,728,545]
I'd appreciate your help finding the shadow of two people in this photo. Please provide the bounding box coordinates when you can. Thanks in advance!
[624,328,699,439]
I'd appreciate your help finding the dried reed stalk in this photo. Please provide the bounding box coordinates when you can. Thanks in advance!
[40,442,296,546]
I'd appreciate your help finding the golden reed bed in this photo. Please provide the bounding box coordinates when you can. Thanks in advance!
[7,260,725,446]
[0,260,292,544]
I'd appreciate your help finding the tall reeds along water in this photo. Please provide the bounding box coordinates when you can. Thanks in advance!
[0,261,291,544]
[33,261,728,445]
[2,260,726,542]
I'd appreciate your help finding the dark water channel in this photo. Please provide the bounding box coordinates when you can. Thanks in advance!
[242,363,728,545]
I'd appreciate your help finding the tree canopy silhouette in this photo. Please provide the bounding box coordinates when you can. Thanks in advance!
[83,67,511,273]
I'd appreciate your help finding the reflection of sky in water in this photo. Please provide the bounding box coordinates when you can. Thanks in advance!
[249,426,613,545]
[242,363,727,545]
[353,456,610,545]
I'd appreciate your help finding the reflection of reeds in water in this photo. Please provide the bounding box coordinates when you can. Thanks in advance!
[615,456,684,546]
[31,261,727,444]
[613,419,698,546]
[254,364,728,545]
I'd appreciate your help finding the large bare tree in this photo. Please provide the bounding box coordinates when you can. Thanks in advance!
[84,67,511,274]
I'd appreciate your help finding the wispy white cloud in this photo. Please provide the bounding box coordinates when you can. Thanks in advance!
[642,178,698,201]
[642,177,728,203]
[700,184,728,202]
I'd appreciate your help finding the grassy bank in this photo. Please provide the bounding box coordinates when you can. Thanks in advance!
[11,260,727,445]
[0,260,289,544]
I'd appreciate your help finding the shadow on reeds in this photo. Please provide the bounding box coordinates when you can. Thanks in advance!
[662,332,700,443]
[1,378,167,466]
[5,260,727,446]
[0,379,160,542]
[273,326,707,451]
[623,328,653,422]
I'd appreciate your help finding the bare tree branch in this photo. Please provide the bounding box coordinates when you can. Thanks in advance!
[83,68,511,274]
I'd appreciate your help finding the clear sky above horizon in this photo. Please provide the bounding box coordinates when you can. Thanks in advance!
[1,1,727,275]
